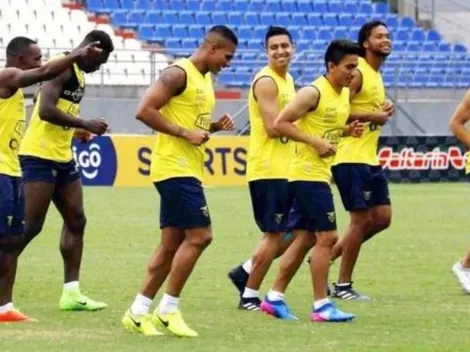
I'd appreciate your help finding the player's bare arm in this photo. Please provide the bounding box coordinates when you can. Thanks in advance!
[0,42,102,90]
[253,76,281,138]
[450,90,470,147]
[342,120,364,138]
[136,66,209,146]
[274,86,335,157]
[39,69,107,134]
[210,113,235,133]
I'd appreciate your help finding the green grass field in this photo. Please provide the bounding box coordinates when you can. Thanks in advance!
[2,184,470,352]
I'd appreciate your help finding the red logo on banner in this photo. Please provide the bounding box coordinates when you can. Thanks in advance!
[378,147,468,170]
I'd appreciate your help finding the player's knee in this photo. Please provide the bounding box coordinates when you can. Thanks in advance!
[316,233,338,248]
[24,221,44,239]
[188,231,213,249]
[68,213,87,235]
[375,213,391,232]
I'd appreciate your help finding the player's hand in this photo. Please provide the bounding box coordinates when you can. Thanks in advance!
[83,118,108,135]
[213,113,235,132]
[347,120,364,138]
[382,99,395,116]
[312,138,336,158]
[73,41,103,60]
[183,130,210,146]
[74,128,94,143]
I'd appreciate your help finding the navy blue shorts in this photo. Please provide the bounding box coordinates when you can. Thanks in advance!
[249,179,292,233]
[332,163,391,212]
[19,156,81,187]
[286,181,337,233]
[0,174,25,235]
[154,177,211,230]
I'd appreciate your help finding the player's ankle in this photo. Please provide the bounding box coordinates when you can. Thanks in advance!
[0,302,14,313]
[242,287,259,299]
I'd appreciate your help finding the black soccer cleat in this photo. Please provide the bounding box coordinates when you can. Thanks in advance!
[228,265,249,294]
[332,282,372,301]
[238,297,261,311]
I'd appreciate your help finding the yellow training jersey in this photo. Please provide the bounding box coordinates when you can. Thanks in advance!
[334,57,385,166]
[20,60,85,162]
[289,76,350,184]
[150,58,215,182]
[0,88,25,177]
[247,66,296,181]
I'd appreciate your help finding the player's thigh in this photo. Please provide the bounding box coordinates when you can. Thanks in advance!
[249,179,291,234]
[160,227,186,251]
[154,177,211,231]
[370,166,392,209]
[52,178,85,229]
[0,175,23,248]
[332,163,372,212]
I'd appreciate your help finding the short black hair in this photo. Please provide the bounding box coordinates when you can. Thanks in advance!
[358,21,388,55]
[83,30,114,53]
[6,36,37,58]
[265,26,293,48]
[324,39,362,70]
[208,25,238,46]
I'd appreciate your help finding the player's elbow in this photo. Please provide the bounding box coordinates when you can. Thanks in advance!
[272,119,285,136]
[266,125,279,138]
[449,119,460,134]
[136,106,150,123]
[38,104,53,122]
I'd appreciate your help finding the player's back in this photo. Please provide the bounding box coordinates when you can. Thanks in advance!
[290,76,350,183]
[335,57,385,166]
[0,88,25,177]
[247,65,296,181]
[150,58,215,183]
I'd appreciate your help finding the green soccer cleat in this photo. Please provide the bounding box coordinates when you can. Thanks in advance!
[152,310,198,337]
[122,309,163,336]
[60,291,108,311]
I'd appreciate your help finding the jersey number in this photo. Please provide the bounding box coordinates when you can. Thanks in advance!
[280,136,289,144]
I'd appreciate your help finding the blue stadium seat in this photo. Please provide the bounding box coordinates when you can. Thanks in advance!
[195,12,211,25]
[359,2,373,14]
[297,0,313,12]
[128,10,145,27]
[163,11,178,24]
[234,0,249,12]
[218,0,232,11]
[334,27,349,39]
[276,13,291,27]
[314,1,328,13]
[250,0,265,12]
[170,0,186,11]
[287,26,301,40]
[212,12,227,25]
[393,41,406,51]
[180,11,195,25]
[245,12,260,25]
[329,1,344,13]
[339,14,354,27]
[189,25,205,38]
[395,29,409,41]
[318,28,333,41]
[323,14,339,27]
[201,0,216,11]
[411,28,425,42]
[120,0,134,10]
[407,42,421,52]
[303,26,316,41]
[87,0,103,13]
[296,40,310,52]
[426,29,441,42]
[186,0,200,11]
[218,72,234,86]
[139,25,155,41]
[453,44,467,53]
[344,1,359,13]
[165,38,181,49]
[282,0,297,12]
[173,24,188,38]
[228,12,243,26]
[439,42,451,52]
[248,39,263,50]
[254,26,266,40]
[111,10,128,27]
[138,0,156,10]
[103,0,119,11]
[146,11,162,24]
[242,52,257,61]
[292,13,308,26]
[238,26,253,39]
[307,13,322,26]
[155,24,172,38]
[260,13,276,26]
[374,2,389,14]
[400,16,415,28]
[353,14,368,27]
[182,38,198,49]
[349,27,359,41]
[266,0,282,12]
[386,14,399,28]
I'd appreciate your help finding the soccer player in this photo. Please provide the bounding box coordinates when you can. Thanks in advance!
[449,90,470,294]
[0,36,104,323]
[228,26,296,311]
[330,21,394,300]
[260,40,362,322]
[14,30,113,317]
[121,25,237,337]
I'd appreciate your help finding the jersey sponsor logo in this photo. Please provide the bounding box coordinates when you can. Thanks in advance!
[327,212,335,223]
[72,136,117,185]
[274,213,284,224]
[200,205,210,218]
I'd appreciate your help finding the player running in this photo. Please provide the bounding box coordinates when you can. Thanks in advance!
[449,90,470,294]
[0,36,104,323]
[121,26,237,337]
[330,21,394,300]
[228,26,296,311]
[260,40,362,323]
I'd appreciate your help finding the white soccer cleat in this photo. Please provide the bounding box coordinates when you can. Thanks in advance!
[452,261,470,294]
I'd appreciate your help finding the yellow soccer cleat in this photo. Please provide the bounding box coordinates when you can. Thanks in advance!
[122,309,163,336]
[152,310,198,337]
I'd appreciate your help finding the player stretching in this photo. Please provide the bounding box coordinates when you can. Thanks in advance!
[15,30,113,316]
[0,36,103,322]
[122,26,237,337]
[329,21,394,300]
[260,40,362,322]
[449,90,470,294]
[228,26,296,310]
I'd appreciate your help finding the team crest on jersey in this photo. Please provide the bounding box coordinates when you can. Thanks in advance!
[200,205,210,218]
[274,213,284,224]
[6,216,13,227]
[327,212,336,223]
[363,191,372,201]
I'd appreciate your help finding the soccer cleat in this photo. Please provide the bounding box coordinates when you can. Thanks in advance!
[332,282,372,301]
[260,297,298,320]
[228,265,249,295]
[452,261,470,294]
[238,297,261,311]
[121,309,163,336]
[311,302,355,323]
[0,309,37,323]
[60,292,108,311]
[152,310,198,337]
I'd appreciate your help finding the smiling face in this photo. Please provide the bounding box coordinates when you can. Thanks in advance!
[266,34,294,69]
[364,25,392,58]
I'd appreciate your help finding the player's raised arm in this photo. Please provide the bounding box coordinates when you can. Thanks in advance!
[136,66,209,146]
[38,70,107,134]
[0,42,102,89]
[450,90,470,147]
[253,76,281,138]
